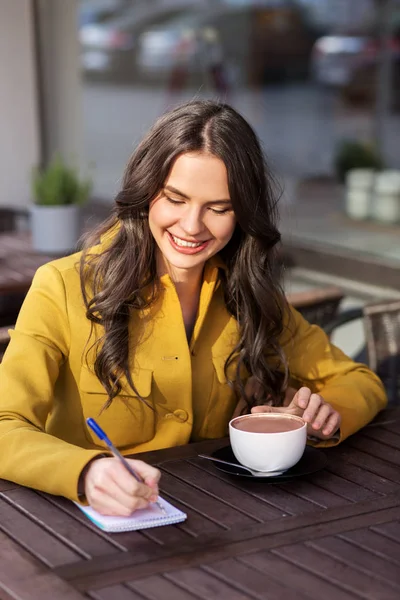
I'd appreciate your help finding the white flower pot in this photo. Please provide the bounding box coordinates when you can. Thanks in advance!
[371,170,400,224]
[345,169,375,220]
[31,204,80,254]
[345,189,372,219]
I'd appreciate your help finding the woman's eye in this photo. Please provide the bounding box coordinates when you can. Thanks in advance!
[210,207,230,215]
[165,196,184,205]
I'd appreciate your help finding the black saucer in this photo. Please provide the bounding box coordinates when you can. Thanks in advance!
[209,445,327,481]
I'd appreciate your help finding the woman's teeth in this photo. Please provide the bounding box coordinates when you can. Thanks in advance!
[171,234,203,248]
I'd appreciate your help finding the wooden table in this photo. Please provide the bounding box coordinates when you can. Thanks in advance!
[1,409,399,600]
[0,233,52,294]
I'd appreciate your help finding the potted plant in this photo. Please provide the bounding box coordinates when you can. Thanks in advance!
[31,156,92,254]
[334,139,383,183]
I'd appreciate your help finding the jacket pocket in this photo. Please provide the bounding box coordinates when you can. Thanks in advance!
[200,354,238,439]
[79,366,155,449]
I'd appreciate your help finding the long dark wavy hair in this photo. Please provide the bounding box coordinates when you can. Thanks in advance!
[80,100,289,410]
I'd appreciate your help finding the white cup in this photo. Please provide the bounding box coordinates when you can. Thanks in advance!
[229,413,307,474]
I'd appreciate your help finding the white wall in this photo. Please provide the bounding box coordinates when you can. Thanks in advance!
[36,0,83,166]
[0,0,40,207]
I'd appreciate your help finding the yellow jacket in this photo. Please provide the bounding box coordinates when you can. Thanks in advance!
[0,250,387,500]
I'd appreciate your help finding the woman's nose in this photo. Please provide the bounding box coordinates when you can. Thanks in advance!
[180,206,204,236]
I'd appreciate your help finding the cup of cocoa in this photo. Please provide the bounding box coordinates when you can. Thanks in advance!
[229,412,307,474]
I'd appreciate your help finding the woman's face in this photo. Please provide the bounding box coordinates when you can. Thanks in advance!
[149,152,236,279]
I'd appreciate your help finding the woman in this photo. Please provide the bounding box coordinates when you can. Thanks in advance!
[0,101,386,516]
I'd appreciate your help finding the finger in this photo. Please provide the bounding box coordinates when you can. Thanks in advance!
[289,387,312,411]
[322,411,341,436]
[311,403,332,431]
[127,459,161,490]
[99,460,154,500]
[251,405,276,414]
[91,471,150,512]
[89,488,149,516]
[302,393,323,423]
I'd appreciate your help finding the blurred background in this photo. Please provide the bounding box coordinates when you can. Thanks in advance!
[1,0,400,361]
[2,0,400,220]
[75,0,400,197]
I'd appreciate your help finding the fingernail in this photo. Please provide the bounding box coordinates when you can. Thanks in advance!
[313,422,320,429]
[149,494,158,503]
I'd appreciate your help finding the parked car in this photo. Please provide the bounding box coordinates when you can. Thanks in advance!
[79,2,196,81]
[311,35,371,87]
[311,33,400,107]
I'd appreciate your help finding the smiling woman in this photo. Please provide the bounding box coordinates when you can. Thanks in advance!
[0,100,387,517]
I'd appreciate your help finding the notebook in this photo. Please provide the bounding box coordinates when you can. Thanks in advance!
[74,496,187,532]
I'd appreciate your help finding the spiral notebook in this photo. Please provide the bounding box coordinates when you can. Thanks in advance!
[75,496,187,532]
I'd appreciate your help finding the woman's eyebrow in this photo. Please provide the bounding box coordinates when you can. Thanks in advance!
[164,185,231,204]
[164,185,190,199]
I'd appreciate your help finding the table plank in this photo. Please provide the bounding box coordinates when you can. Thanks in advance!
[188,458,324,516]
[329,446,400,483]
[303,470,379,502]
[202,558,312,600]
[276,479,351,509]
[130,575,201,600]
[0,495,81,567]
[371,520,400,546]
[307,536,400,588]
[239,551,360,600]
[273,541,399,599]
[139,567,261,600]
[359,428,400,450]
[157,470,260,530]
[325,459,400,496]
[3,488,123,559]
[0,530,84,600]
[347,437,400,467]
[88,585,147,600]
[163,459,284,521]
[340,527,400,565]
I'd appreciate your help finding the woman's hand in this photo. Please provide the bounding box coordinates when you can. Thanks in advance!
[251,386,341,440]
[83,457,161,516]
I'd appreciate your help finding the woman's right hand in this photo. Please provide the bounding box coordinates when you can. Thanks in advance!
[83,457,161,516]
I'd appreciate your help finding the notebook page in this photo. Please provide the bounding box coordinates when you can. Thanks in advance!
[74,496,187,532]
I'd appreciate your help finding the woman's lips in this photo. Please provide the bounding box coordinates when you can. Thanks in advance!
[167,232,210,254]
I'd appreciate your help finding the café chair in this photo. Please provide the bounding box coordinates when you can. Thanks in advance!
[324,298,400,405]
[0,325,12,361]
[287,286,344,330]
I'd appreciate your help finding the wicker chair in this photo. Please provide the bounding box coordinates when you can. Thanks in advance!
[325,299,400,405]
[287,286,344,330]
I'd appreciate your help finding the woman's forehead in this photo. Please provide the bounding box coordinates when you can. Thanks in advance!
[165,152,230,201]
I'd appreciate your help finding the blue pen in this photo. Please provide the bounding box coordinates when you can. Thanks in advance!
[87,418,166,514]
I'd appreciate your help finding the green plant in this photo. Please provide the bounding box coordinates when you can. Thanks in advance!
[334,140,383,182]
[32,156,92,206]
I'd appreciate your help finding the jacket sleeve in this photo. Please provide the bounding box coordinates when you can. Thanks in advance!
[0,264,106,500]
[280,306,388,447]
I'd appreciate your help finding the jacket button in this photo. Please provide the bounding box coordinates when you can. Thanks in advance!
[173,409,189,423]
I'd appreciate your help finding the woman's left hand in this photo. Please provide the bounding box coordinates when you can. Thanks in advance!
[251,386,341,440]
